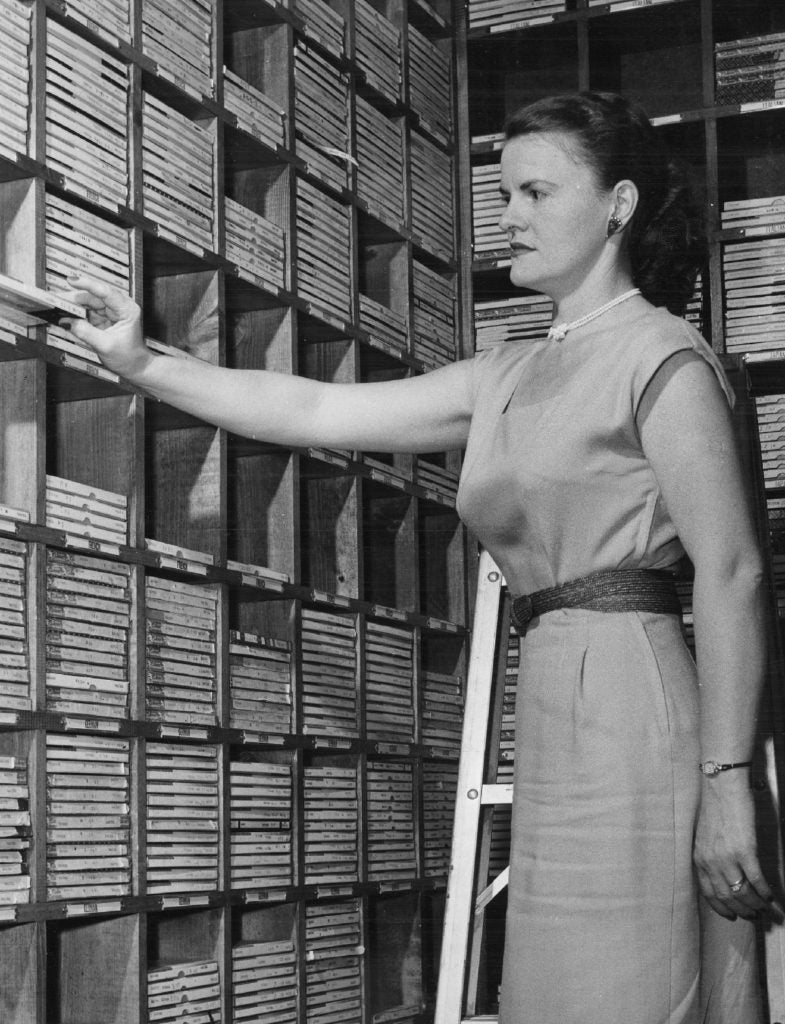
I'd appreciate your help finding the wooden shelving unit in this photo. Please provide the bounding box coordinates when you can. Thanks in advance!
[0,0,471,1021]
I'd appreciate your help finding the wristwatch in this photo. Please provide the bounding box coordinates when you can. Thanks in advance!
[699,760,753,778]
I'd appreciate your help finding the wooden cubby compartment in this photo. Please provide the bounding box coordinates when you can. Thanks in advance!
[362,481,417,611]
[587,2,703,118]
[301,458,360,598]
[418,503,464,623]
[366,891,424,1019]
[712,0,785,47]
[226,304,297,580]
[46,913,140,1024]
[717,111,785,210]
[467,21,579,135]
[0,921,39,1024]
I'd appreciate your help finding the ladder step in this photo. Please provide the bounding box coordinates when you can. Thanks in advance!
[462,1017,498,1023]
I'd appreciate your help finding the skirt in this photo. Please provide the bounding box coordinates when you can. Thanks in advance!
[497,608,762,1024]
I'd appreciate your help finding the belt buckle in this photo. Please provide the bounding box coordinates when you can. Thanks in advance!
[512,593,533,633]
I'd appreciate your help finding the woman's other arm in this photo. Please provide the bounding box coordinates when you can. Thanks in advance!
[63,275,475,454]
[640,354,777,922]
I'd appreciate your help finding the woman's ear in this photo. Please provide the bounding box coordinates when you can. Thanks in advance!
[608,179,639,233]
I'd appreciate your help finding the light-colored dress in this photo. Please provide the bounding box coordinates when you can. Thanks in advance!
[455,304,762,1024]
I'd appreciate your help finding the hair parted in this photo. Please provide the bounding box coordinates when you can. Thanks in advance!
[503,91,706,317]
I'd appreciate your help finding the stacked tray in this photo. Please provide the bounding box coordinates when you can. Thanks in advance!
[471,161,507,261]
[293,0,345,59]
[142,0,214,98]
[0,538,31,714]
[63,0,131,41]
[45,475,128,547]
[355,0,400,103]
[355,95,405,228]
[305,900,364,1024]
[145,576,219,726]
[358,294,408,358]
[145,742,220,894]
[45,550,132,720]
[232,938,298,1023]
[46,733,131,900]
[229,629,292,734]
[364,622,415,744]
[421,670,463,755]
[304,764,359,884]
[296,178,352,326]
[722,230,785,354]
[0,753,29,905]
[366,761,416,881]
[295,42,350,192]
[45,20,129,209]
[147,959,222,1024]
[225,197,286,292]
[474,294,554,350]
[223,66,286,150]
[412,261,456,368]
[0,0,32,157]
[408,25,452,144]
[45,193,130,295]
[715,30,785,107]
[410,132,454,260]
[230,757,293,889]
[301,607,358,737]
[416,459,459,505]
[421,762,458,881]
[469,0,565,31]
[142,92,215,252]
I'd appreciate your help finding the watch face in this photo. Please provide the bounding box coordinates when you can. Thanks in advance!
[701,761,719,777]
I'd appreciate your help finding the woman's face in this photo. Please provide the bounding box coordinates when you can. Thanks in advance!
[498,131,615,299]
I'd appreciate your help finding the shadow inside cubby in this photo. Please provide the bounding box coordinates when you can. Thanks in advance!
[145,402,224,561]
[712,0,785,44]
[146,907,225,1012]
[227,437,297,583]
[467,21,579,137]
[0,922,38,1024]
[46,914,139,1024]
[301,456,360,598]
[588,2,702,118]
[419,503,464,624]
[717,111,785,207]
[367,891,424,1022]
[362,480,416,612]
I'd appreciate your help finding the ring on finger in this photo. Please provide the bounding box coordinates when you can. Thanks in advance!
[730,877,746,894]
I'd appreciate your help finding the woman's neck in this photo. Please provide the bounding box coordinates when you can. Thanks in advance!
[551,272,638,325]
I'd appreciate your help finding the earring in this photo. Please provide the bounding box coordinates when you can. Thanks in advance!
[607,215,623,237]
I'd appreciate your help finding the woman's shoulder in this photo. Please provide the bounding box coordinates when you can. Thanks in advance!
[620,305,734,406]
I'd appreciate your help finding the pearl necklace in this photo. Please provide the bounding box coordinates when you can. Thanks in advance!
[547,287,642,342]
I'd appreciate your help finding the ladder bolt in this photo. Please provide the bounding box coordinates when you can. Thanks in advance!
[467,788,479,799]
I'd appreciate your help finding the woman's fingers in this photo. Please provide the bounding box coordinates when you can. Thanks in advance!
[60,273,137,323]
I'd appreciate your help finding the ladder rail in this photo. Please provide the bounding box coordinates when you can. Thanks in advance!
[434,550,505,1024]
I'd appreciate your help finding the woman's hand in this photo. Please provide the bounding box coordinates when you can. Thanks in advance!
[694,771,781,922]
[59,274,153,382]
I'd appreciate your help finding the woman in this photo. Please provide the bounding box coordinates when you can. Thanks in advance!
[64,91,777,1021]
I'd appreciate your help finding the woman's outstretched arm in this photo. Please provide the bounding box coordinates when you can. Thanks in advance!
[64,274,476,454]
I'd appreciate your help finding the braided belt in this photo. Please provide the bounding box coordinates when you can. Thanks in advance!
[510,568,682,634]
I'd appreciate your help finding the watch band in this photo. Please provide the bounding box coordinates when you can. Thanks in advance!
[699,760,753,778]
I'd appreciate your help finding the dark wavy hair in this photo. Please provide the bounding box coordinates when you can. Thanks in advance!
[503,92,707,317]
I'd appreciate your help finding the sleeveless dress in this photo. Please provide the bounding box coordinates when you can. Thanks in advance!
[455,305,762,1024]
